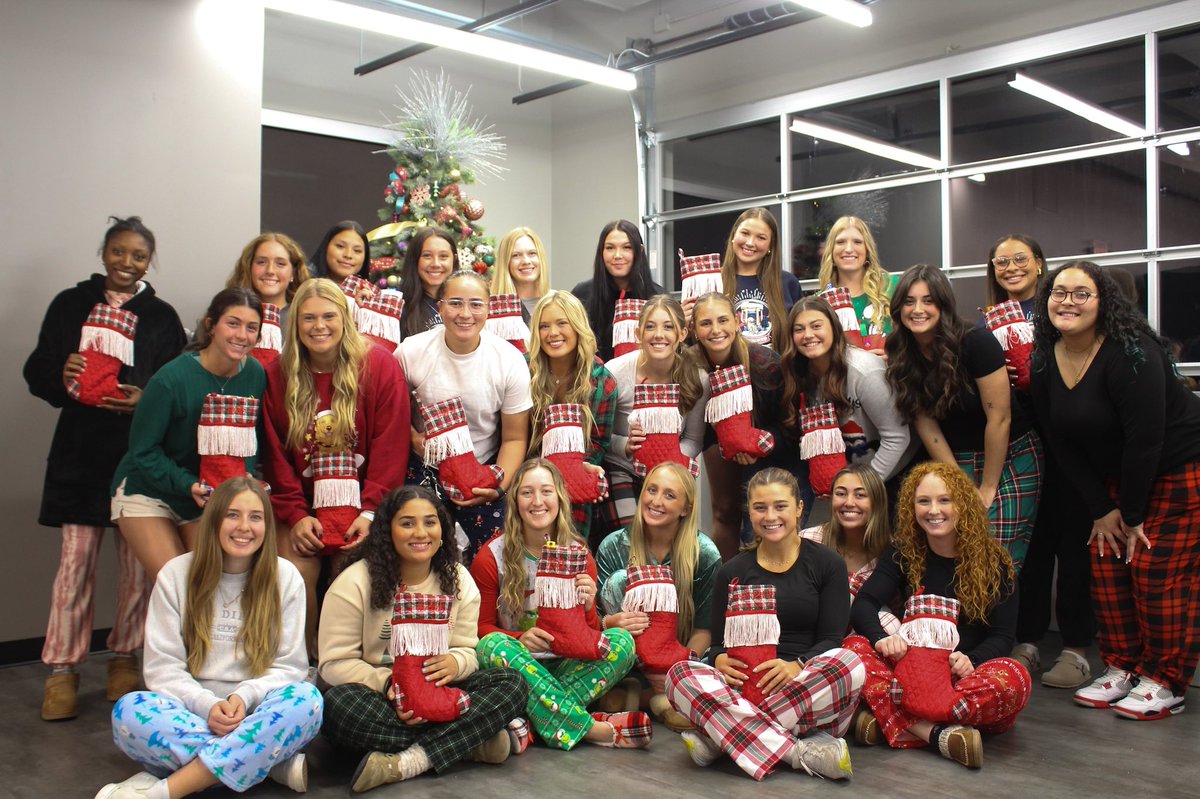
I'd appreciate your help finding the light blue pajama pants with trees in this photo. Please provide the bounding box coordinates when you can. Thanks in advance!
[110,682,323,792]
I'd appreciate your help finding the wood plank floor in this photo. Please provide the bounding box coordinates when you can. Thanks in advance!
[7,643,1197,799]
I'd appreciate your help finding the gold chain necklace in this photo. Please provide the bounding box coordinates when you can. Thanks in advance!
[1061,338,1099,387]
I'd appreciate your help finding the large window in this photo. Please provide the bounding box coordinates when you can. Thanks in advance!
[649,13,1200,369]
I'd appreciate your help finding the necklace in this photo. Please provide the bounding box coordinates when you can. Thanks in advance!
[1061,338,1099,387]
[758,543,800,571]
[199,350,238,394]
[219,585,244,609]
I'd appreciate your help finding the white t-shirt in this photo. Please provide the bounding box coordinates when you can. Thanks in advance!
[397,328,533,462]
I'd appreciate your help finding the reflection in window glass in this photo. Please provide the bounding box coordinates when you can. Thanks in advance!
[661,207,783,291]
[949,152,1146,265]
[789,182,940,281]
[1158,25,1200,132]
[1160,260,1200,361]
[946,273,990,327]
[1159,146,1200,247]
[791,84,939,188]
[951,39,1145,164]
[662,120,779,212]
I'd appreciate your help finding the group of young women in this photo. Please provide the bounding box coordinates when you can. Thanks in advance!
[26,211,1200,796]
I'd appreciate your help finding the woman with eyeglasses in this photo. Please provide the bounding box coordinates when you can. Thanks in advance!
[396,270,532,563]
[1030,261,1200,720]
[885,265,1043,572]
[985,236,1096,691]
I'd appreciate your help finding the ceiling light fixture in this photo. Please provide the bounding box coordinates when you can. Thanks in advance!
[790,118,943,169]
[786,1,873,28]
[1008,72,1143,138]
[263,0,636,91]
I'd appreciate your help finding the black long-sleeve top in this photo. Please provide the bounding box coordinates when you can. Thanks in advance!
[1030,333,1200,526]
[851,546,1017,667]
[707,542,849,665]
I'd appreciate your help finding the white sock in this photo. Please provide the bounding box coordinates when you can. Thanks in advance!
[681,730,721,767]
[398,745,431,780]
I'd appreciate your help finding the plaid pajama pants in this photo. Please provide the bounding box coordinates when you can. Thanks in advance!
[664,648,864,781]
[476,628,636,750]
[321,669,527,773]
[1094,461,1200,695]
[43,524,147,666]
[593,469,640,547]
[954,429,1043,572]
[843,635,1031,748]
[111,683,323,791]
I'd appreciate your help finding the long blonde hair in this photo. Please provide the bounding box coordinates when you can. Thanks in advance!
[498,460,585,621]
[627,462,702,641]
[492,227,549,297]
[183,477,281,677]
[225,232,310,306]
[894,462,1014,622]
[720,208,787,352]
[818,216,889,328]
[528,291,598,454]
[281,278,370,451]
[638,295,703,414]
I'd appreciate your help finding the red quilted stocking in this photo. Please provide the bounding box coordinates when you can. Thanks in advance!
[800,402,846,497]
[892,594,963,723]
[678,250,723,304]
[390,592,470,722]
[535,544,611,661]
[705,365,774,461]
[611,298,645,360]
[197,394,259,492]
[724,582,780,708]
[542,403,608,503]
[622,565,690,673]
[818,285,864,349]
[486,293,530,353]
[67,303,137,407]
[629,383,699,478]
[984,300,1034,392]
[312,451,361,555]
[420,397,503,502]
[251,303,282,370]
[355,289,404,352]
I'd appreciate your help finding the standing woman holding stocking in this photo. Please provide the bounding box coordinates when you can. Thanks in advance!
[26,216,185,721]
[572,220,665,362]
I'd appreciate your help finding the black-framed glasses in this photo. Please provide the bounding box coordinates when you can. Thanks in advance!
[992,254,1032,269]
[1049,288,1097,304]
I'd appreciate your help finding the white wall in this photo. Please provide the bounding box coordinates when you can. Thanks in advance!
[0,0,262,645]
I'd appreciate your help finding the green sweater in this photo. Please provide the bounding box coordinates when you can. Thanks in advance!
[112,352,265,520]
[595,527,723,631]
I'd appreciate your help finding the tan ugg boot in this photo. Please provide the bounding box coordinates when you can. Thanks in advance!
[42,672,79,721]
[107,655,141,701]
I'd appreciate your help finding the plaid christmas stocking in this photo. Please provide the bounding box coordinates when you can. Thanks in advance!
[622,565,691,673]
[312,451,361,555]
[420,397,503,502]
[355,289,404,352]
[251,302,283,369]
[678,250,723,305]
[724,581,780,708]
[984,300,1034,392]
[892,594,964,723]
[818,285,864,348]
[67,303,137,407]
[612,298,645,359]
[197,393,259,492]
[390,592,470,722]
[542,403,608,503]
[629,383,699,478]
[535,544,612,661]
[486,293,530,354]
[800,401,846,497]
[705,364,774,461]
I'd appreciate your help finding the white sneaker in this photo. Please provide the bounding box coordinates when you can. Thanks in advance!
[790,731,852,780]
[269,752,308,792]
[1073,666,1135,708]
[681,730,722,767]
[94,772,158,799]
[1111,677,1185,720]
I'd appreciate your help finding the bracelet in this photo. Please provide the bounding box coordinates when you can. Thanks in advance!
[600,614,609,630]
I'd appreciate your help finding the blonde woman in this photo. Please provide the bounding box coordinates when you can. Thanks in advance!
[817,216,895,357]
[473,459,645,750]
[527,290,616,547]
[492,227,549,322]
[261,278,410,655]
[596,462,722,729]
[97,477,321,798]
[601,295,709,535]
[225,232,310,319]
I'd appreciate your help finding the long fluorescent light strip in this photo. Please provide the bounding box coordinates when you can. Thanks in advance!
[790,119,943,170]
[263,0,636,91]
[1008,73,1143,137]
[788,0,872,28]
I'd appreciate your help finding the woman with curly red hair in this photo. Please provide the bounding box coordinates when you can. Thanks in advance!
[845,461,1031,769]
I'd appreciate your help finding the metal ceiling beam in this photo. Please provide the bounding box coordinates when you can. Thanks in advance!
[355,0,560,76]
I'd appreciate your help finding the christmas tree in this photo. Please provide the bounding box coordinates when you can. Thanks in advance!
[367,70,507,288]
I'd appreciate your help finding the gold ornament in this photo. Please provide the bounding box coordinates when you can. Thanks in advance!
[464,198,485,220]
